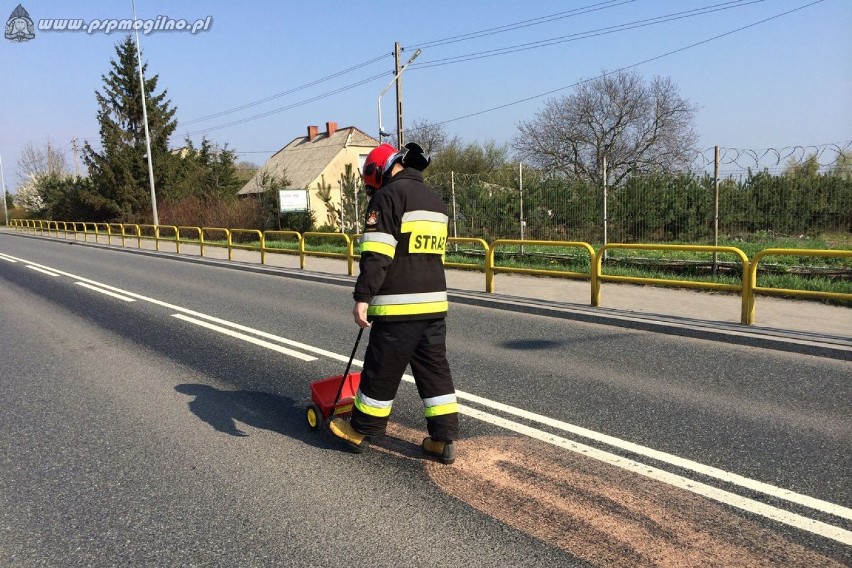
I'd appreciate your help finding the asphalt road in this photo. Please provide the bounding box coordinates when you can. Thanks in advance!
[1,234,850,567]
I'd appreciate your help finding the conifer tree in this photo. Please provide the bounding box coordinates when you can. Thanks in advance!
[83,36,177,222]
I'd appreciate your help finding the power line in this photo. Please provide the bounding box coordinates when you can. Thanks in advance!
[179,2,631,130]
[414,0,764,69]
[408,0,634,49]
[421,0,825,131]
[183,2,763,137]
[182,53,388,126]
[185,71,388,136]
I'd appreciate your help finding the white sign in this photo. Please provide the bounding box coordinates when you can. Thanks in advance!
[278,190,308,213]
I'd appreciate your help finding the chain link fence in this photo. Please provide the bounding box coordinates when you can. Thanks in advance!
[425,145,851,246]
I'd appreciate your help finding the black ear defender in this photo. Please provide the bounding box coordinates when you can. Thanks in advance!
[363,162,381,189]
[401,142,431,171]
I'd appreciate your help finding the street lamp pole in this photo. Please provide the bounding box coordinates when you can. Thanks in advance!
[132,0,158,226]
[377,47,420,143]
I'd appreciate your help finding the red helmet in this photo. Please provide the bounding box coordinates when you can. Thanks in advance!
[362,143,401,190]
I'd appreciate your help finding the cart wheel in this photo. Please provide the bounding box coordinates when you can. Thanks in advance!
[306,404,323,430]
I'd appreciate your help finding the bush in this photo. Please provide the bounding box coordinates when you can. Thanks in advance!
[154,195,267,230]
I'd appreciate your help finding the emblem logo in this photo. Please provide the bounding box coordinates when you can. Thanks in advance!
[5,4,35,43]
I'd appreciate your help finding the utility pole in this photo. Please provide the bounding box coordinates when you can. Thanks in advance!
[0,153,9,226]
[377,46,420,144]
[394,42,404,148]
[602,156,608,261]
[713,145,720,276]
[450,171,457,252]
[72,137,80,177]
[519,162,525,255]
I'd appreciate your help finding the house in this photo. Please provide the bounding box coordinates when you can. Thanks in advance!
[238,122,379,227]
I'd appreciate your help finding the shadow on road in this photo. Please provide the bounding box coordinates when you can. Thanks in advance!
[175,383,297,437]
[173,383,366,454]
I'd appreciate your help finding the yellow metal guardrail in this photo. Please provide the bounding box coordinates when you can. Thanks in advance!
[94,223,110,244]
[445,237,490,275]
[301,231,354,275]
[7,219,850,326]
[137,224,160,250]
[200,227,230,258]
[489,239,598,304]
[157,225,180,253]
[176,226,202,256]
[264,230,304,268]
[107,223,126,246]
[124,223,142,248]
[594,243,751,323]
[72,221,85,240]
[230,229,265,264]
[747,248,852,324]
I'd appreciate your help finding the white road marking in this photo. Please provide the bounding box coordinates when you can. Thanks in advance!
[451,388,852,522]
[4,250,850,543]
[0,253,18,263]
[75,281,136,302]
[172,313,317,362]
[460,404,852,546]
[26,265,60,276]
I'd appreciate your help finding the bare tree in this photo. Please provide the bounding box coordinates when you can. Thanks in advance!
[404,118,449,156]
[233,160,260,184]
[17,140,68,184]
[514,70,698,186]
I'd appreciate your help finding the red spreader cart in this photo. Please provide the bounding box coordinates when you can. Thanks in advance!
[306,328,363,430]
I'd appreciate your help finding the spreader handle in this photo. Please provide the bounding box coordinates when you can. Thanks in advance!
[333,328,364,408]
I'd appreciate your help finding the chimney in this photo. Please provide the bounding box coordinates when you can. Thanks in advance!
[307,125,318,140]
[326,121,338,137]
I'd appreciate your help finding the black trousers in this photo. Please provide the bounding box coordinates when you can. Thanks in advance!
[351,318,458,441]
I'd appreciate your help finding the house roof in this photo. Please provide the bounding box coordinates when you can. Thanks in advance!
[238,125,379,195]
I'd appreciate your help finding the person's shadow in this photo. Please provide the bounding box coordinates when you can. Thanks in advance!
[175,384,299,437]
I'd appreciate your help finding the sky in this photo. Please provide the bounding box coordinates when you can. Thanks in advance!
[1,0,850,190]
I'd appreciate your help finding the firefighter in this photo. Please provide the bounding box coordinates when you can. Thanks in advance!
[329,142,458,465]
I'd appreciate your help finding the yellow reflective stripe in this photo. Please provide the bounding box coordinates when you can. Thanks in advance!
[424,402,459,418]
[353,391,393,418]
[368,301,448,316]
[400,219,448,235]
[360,233,397,258]
[369,292,448,316]
[361,240,396,258]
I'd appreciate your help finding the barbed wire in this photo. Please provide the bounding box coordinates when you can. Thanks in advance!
[691,140,851,172]
[420,140,852,186]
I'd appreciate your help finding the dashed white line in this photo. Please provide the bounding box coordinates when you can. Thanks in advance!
[26,265,60,276]
[75,281,136,302]
[172,313,317,362]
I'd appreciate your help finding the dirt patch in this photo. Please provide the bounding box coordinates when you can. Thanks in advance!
[378,425,843,567]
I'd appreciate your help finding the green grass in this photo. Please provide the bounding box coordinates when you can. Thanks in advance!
[188,233,852,301]
[448,237,852,300]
